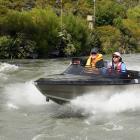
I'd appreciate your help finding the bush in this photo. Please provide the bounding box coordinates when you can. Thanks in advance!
[63,14,89,55]
[96,0,125,26]
[87,30,101,54]
[10,33,36,59]
[0,34,36,59]
[0,36,13,58]
[0,8,60,58]
[57,26,75,56]
[97,25,121,54]
[27,8,59,57]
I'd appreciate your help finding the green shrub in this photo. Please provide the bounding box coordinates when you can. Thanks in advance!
[0,34,36,59]
[96,0,125,26]
[0,36,12,58]
[97,25,121,54]
[27,8,59,57]
[63,14,89,55]
[57,26,75,56]
[1,8,60,58]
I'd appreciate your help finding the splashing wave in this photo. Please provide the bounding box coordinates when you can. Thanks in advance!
[0,62,18,73]
[3,81,46,106]
[71,85,140,114]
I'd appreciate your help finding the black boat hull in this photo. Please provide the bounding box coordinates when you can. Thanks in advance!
[35,81,140,104]
[35,58,140,104]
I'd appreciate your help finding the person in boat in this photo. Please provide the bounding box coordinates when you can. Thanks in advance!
[85,48,104,69]
[108,52,126,73]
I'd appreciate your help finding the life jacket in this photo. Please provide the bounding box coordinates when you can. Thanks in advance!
[111,62,123,72]
[86,54,103,68]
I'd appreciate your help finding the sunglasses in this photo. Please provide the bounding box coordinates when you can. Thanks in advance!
[91,52,97,55]
[112,55,119,58]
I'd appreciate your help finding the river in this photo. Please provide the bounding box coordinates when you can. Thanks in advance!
[0,54,140,140]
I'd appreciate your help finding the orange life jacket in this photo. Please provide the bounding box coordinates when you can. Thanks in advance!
[85,54,103,68]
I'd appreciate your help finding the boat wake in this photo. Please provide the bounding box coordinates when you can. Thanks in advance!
[3,81,140,117]
[71,85,140,115]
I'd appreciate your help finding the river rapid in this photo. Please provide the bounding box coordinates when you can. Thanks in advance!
[0,54,140,140]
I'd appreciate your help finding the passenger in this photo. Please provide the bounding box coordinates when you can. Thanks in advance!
[85,48,104,68]
[108,52,126,73]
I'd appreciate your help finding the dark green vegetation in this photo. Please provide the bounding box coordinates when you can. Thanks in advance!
[0,0,140,58]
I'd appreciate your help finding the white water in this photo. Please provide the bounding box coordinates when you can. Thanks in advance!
[0,56,140,140]
[1,60,140,115]
[0,63,19,83]
[5,80,140,116]
[4,82,46,107]
[0,62,18,73]
[71,87,140,114]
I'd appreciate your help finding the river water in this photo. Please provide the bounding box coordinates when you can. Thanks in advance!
[0,54,140,140]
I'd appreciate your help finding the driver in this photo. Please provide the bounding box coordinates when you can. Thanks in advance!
[85,48,104,68]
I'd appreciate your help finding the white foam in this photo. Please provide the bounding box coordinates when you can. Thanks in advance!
[71,86,140,114]
[0,62,18,73]
[7,102,19,110]
[102,122,123,131]
[32,134,64,140]
[4,81,46,106]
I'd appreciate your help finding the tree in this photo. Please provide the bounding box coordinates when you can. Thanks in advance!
[97,25,121,54]
[127,5,140,23]
[57,26,75,56]
[0,36,13,58]
[10,33,36,59]
[119,20,139,53]
[0,0,35,11]
[87,30,102,54]
[63,14,89,55]
[96,0,125,26]
[117,0,140,9]
[0,34,35,59]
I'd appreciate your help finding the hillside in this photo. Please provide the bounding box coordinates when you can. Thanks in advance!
[0,0,140,58]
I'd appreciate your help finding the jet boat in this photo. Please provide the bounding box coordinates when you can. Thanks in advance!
[34,58,140,104]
